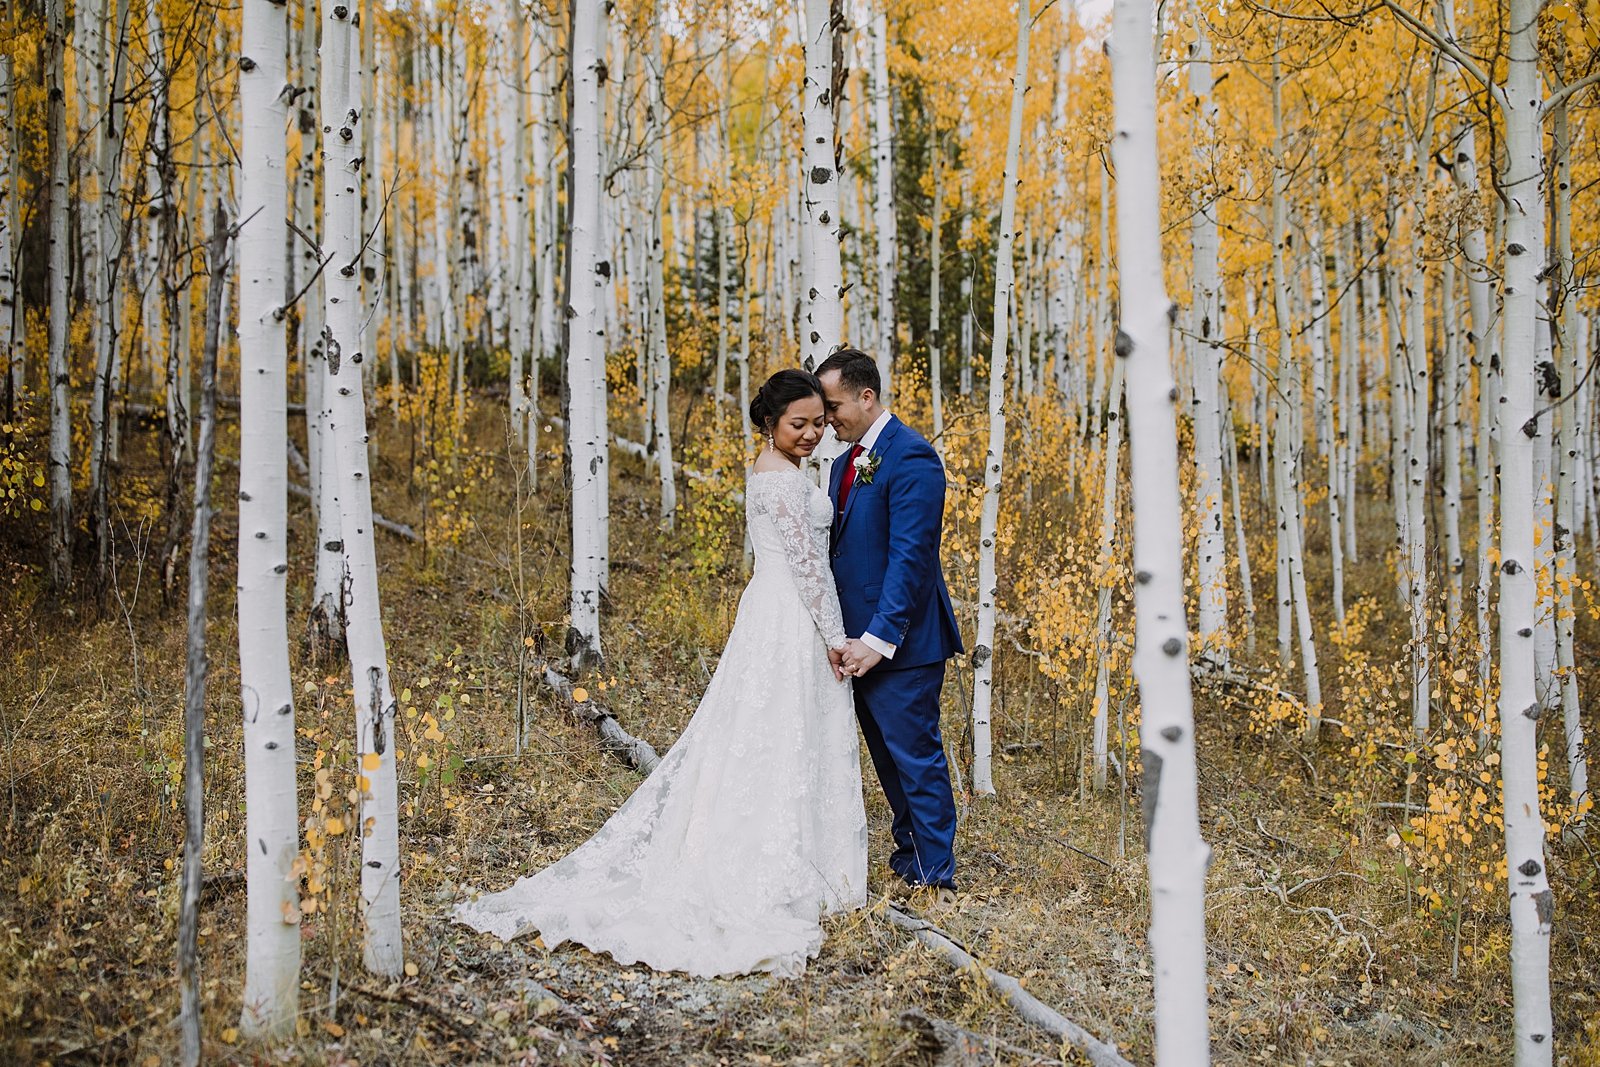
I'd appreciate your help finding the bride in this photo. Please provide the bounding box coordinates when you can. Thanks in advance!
[455,369,868,978]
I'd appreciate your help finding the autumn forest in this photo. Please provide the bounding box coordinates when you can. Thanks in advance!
[0,0,1598,1062]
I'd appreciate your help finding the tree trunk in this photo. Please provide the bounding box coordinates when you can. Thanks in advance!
[321,0,405,976]
[177,203,230,1067]
[1091,355,1125,791]
[869,0,896,401]
[1107,0,1212,1053]
[46,0,71,590]
[1187,19,1226,666]
[0,49,18,414]
[800,0,844,372]
[1496,1,1556,1053]
[566,0,610,669]
[928,134,945,465]
[645,21,675,528]
[970,0,1030,799]
[237,0,303,1037]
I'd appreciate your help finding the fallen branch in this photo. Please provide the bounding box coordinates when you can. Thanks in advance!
[881,904,1132,1067]
[543,667,662,773]
[286,481,420,542]
[898,1008,1062,1066]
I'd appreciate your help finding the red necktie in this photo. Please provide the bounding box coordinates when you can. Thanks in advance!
[838,443,864,514]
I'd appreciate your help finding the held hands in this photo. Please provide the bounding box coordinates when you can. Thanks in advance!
[827,646,848,682]
[839,638,884,679]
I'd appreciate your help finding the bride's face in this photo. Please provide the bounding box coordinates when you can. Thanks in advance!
[773,395,827,459]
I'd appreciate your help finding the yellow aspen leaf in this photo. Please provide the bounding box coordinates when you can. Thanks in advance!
[321,1021,345,1038]
[221,1028,239,1044]
[404,961,419,977]
[362,753,381,771]
[326,817,346,835]
[572,687,589,703]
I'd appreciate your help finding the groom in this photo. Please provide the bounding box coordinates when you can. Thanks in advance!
[816,349,964,896]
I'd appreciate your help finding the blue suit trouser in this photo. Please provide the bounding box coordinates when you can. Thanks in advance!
[852,661,957,889]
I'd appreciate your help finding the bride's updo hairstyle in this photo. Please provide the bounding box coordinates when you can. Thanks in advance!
[749,368,826,435]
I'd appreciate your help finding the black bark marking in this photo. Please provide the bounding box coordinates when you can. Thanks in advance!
[1114,329,1133,357]
[1160,725,1182,742]
[369,667,387,755]
[971,645,991,669]
[1534,889,1553,928]
[1141,749,1163,850]
[1518,859,1541,877]
[1162,638,1182,656]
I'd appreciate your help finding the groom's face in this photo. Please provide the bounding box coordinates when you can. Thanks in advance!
[819,371,876,444]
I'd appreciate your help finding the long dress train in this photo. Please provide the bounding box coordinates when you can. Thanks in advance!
[455,468,867,978]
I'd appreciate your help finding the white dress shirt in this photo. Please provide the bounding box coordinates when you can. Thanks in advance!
[852,410,898,660]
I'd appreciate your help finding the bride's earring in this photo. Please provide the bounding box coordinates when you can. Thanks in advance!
[766,432,776,451]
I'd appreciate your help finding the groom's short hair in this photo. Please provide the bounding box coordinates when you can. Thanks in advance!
[815,348,880,398]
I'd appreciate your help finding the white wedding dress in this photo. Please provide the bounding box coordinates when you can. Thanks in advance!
[455,468,868,978]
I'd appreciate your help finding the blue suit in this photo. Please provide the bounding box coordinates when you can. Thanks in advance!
[829,415,963,889]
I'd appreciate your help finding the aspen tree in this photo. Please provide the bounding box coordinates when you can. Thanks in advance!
[0,46,16,411]
[321,0,404,973]
[506,0,530,443]
[46,0,71,589]
[800,0,844,370]
[1091,355,1126,792]
[972,0,1032,799]
[1549,78,1587,820]
[530,17,555,483]
[1441,257,1464,634]
[237,0,303,1036]
[869,0,896,401]
[1188,14,1227,666]
[87,0,131,578]
[645,19,675,528]
[567,0,610,668]
[1268,61,1321,737]
[1108,0,1211,1052]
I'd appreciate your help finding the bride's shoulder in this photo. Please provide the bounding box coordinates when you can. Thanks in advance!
[746,465,813,498]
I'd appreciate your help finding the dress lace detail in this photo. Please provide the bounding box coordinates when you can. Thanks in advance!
[749,469,848,649]
[453,467,867,978]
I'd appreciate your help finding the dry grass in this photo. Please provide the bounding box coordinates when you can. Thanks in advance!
[2,392,1598,1066]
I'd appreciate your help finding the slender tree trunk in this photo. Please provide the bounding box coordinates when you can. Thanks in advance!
[1269,62,1322,737]
[1549,84,1587,821]
[646,21,675,528]
[1108,0,1211,1053]
[1497,2,1555,1053]
[1091,356,1125,791]
[1188,19,1226,666]
[178,204,230,1067]
[46,0,71,589]
[1221,379,1256,655]
[800,0,844,371]
[869,0,896,401]
[0,49,17,413]
[238,0,303,1036]
[971,0,1031,799]
[321,1,404,974]
[1441,256,1464,634]
[566,0,610,668]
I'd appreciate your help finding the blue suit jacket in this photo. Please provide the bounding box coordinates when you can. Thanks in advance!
[829,416,964,671]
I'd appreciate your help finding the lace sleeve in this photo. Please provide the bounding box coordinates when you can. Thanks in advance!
[757,473,848,650]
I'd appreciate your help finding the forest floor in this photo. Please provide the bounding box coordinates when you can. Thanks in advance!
[2,396,1599,1066]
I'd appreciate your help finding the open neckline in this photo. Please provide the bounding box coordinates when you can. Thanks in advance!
[748,466,808,480]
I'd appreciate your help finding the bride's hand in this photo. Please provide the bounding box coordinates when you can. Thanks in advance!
[828,646,848,682]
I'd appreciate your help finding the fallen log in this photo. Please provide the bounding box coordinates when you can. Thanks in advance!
[899,1008,1062,1066]
[543,667,662,773]
[286,481,420,542]
[882,904,1133,1067]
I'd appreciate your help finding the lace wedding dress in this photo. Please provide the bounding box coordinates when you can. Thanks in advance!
[455,468,868,978]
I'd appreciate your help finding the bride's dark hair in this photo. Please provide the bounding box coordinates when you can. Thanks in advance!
[749,369,825,434]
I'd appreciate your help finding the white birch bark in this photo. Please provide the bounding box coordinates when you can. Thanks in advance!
[800,0,844,370]
[869,1,896,401]
[530,19,555,484]
[88,0,131,575]
[1221,379,1256,655]
[971,0,1032,800]
[1188,19,1226,666]
[567,0,609,668]
[1109,0,1211,1050]
[507,0,530,443]
[46,0,71,588]
[0,50,17,409]
[1441,256,1464,634]
[1496,1,1555,1052]
[237,0,302,1036]
[1549,89,1586,819]
[645,22,675,528]
[1091,356,1125,791]
[322,1,403,974]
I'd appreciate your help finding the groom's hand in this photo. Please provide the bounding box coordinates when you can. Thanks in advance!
[842,639,884,678]
[827,646,848,682]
